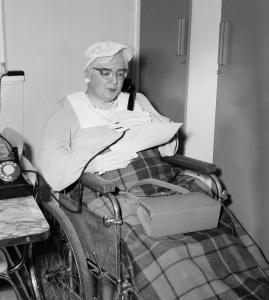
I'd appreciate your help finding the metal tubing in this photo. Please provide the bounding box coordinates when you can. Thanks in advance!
[210,173,227,203]
[106,193,123,294]
[0,273,25,300]
[1,245,30,300]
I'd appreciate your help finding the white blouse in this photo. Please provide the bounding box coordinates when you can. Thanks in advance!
[38,91,178,191]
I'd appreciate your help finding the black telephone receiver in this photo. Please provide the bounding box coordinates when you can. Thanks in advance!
[0,135,33,199]
[122,78,136,111]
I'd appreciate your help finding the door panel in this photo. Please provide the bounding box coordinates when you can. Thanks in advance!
[139,0,190,122]
[214,0,269,259]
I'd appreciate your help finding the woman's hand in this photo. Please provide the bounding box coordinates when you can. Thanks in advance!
[109,110,151,132]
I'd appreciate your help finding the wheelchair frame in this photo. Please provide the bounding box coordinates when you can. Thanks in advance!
[30,153,226,300]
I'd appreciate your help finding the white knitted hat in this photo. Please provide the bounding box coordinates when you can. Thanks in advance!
[84,40,133,71]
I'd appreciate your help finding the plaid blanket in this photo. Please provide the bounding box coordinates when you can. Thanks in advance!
[94,148,212,197]
[72,149,269,299]
[87,196,269,300]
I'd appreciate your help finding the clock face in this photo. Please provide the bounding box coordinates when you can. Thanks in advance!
[0,160,21,182]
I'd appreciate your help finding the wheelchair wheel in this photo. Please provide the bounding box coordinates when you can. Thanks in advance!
[32,198,94,300]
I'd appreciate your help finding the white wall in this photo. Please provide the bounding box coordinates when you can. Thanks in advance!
[184,0,222,162]
[1,0,133,163]
[0,78,24,133]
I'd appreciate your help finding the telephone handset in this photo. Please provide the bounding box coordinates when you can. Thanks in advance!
[122,78,136,111]
[0,136,33,199]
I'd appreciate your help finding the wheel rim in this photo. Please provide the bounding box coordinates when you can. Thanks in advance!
[34,216,83,300]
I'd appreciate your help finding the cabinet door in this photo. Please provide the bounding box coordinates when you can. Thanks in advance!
[215,0,263,192]
[139,0,190,122]
[214,0,269,258]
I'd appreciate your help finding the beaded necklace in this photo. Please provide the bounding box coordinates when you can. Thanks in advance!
[87,94,118,111]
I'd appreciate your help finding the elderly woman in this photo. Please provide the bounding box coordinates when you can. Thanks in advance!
[39,40,179,192]
[38,41,269,300]
[38,40,187,298]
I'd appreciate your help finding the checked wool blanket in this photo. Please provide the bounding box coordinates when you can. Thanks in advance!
[71,149,269,299]
[87,195,269,300]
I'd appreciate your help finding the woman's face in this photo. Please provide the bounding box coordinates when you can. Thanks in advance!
[86,52,128,102]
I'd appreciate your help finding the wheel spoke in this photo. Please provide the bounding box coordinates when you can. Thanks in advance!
[32,216,83,299]
[30,200,94,300]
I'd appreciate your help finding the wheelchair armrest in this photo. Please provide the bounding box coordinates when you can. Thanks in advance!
[162,154,217,175]
[81,172,116,194]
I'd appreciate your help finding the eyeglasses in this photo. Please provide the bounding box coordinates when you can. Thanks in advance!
[93,68,128,81]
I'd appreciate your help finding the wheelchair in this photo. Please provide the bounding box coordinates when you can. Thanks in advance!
[30,147,226,300]
[3,127,269,300]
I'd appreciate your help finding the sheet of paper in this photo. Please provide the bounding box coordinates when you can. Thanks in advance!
[110,122,182,152]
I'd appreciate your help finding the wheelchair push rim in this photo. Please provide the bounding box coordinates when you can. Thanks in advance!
[31,198,93,300]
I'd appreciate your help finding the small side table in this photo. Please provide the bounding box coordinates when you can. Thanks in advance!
[0,196,50,300]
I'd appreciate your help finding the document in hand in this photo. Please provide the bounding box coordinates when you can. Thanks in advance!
[110,122,182,152]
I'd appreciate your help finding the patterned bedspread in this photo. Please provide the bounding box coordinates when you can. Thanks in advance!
[73,149,269,299]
